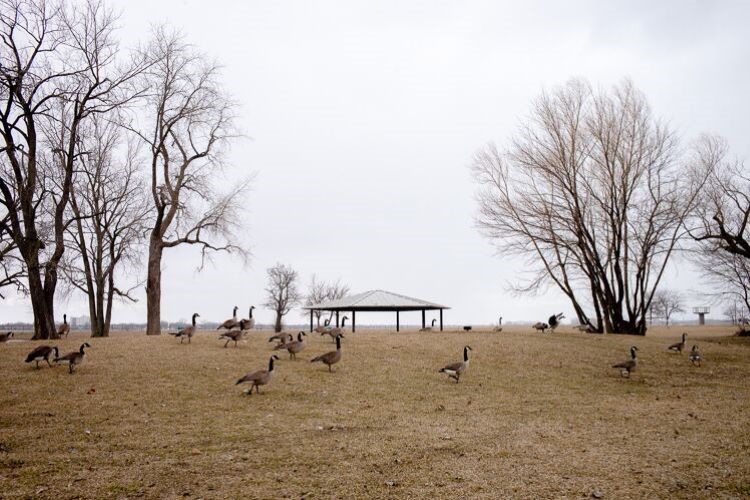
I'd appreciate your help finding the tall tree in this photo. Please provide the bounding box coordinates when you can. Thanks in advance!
[650,289,685,327]
[473,79,711,335]
[264,263,301,333]
[61,116,147,337]
[131,28,248,335]
[0,0,146,338]
[304,275,349,325]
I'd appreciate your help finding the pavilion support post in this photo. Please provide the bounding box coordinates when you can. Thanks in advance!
[421,309,425,330]
[336,311,339,328]
[352,310,356,332]
[440,309,443,331]
[310,310,314,333]
[396,311,400,332]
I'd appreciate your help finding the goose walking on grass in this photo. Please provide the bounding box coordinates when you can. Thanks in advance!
[219,329,246,348]
[217,306,240,330]
[311,334,344,372]
[236,355,279,395]
[171,313,200,344]
[439,346,472,383]
[532,322,548,333]
[274,331,307,360]
[548,313,565,332]
[689,345,702,367]
[25,346,58,368]
[55,343,91,374]
[668,333,687,353]
[612,346,638,378]
[0,331,14,343]
[239,306,256,331]
[57,314,70,338]
[419,319,437,332]
[322,316,348,341]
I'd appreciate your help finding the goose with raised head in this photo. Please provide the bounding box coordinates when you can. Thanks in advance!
[275,331,307,360]
[689,345,702,366]
[239,306,256,331]
[171,313,200,343]
[322,316,348,341]
[420,319,437,332]
[25,345,58,368]
[668,333,687,353]
[612,346,638,378]
[314,318,332,334]
[311,334,344,372]
[55,343,91,374]
[494,316,503,332]
[236,355,279,395]
[57,314,70,338]
[439,346,472,383]
[0,331,14,343]
[217,306,240,330]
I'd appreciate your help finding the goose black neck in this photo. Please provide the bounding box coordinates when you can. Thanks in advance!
[64,314,67,324]
[631,347,637,359]
[342,317,347,327]
[431,319,436,327]
[249,307,254,318]
[192,314,197,326]
[268,357,275,371]
[80,344,87,354]
[298,332,304,341]
[336,336,341,349]
[464,347,469,362]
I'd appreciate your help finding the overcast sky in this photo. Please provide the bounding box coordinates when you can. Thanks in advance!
[4,0,750,326]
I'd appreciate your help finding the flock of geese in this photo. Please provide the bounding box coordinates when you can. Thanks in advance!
[3,308,705,391]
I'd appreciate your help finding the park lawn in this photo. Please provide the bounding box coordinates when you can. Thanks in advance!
[0,325,748,499]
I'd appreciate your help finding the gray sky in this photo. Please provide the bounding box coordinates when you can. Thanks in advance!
[4,0,750,326]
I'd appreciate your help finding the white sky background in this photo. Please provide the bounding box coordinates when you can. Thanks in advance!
[4,0,750,326]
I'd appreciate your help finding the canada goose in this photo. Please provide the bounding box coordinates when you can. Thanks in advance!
[57,314,70,338]
[311,334,344,372]
[612,346,638,378]
[668,333,687,353]
[462,325,472,331]
[548,313,565,332]
[219,329,247,348]
[532,321,548,333]
[314,318,331,334]
[689,345,702,367]
[439,345,472,383]
[236,355,279,395]
[268,332,293,345]
[322,316,348,341]
[494,316,503,332]
[239,306,256,331]
[170,313,200,343]
[420,319,437,332]
[0,331,14,343]
[25,345,58,368]
[55,342,91,374]
[274,331,307,360]
[217,306,240,330]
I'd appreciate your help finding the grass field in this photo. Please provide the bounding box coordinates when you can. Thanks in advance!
[1,325,749,499]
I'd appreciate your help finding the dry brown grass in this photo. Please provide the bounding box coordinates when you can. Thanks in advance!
[1,325,749,499]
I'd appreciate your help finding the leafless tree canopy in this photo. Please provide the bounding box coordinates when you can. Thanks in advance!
[264,263,302,333]
[305,274,350,325]
[132,27,250,335]
[0,0,148,338]
[473,79,711,335]
[650,289,685,326]
[61,116,147,337]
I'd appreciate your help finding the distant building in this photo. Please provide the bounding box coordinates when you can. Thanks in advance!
[71,315,90,329]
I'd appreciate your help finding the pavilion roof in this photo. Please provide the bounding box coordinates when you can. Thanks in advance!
[304,289,448,312]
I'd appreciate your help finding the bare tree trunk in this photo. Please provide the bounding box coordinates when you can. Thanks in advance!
[274,314,283,333]
[146,238,163,335]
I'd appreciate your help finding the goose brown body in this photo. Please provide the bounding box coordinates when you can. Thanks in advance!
[57,314,70,338]
[172,313,200,343]
[268,332,293,345]
[25,345,58,368]
[218,306,240,330]
[612,346,638,377]
[439,346,472,383]
[311,334,344,371]
[274,331,307,359]
[236,355,279,394]
[0,331,14,342]
[689,345,702,366]
[668,333,687,353]
[239,306,256,331]
[55,343,91,374]
[219,329,246,348]
[322,316,348,341]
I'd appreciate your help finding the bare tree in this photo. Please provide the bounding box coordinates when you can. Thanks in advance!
[0,215,26,298]
[693,242,750,318]
[130,28,249,335]
[0,0,147,338]
[264,263,301,333]
[304,275,350,325]
[723,301,745,325]
[473,79,711,335]
[650,289,685,327]
[61,116,147,337]
[688,135,750,259]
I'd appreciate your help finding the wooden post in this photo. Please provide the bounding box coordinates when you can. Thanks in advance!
[421,309,425,330]
[309,310,313,333]
[336,311,339,328]
[396,311,400,332]
[439,309,443,331]
[352,310,356,333]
